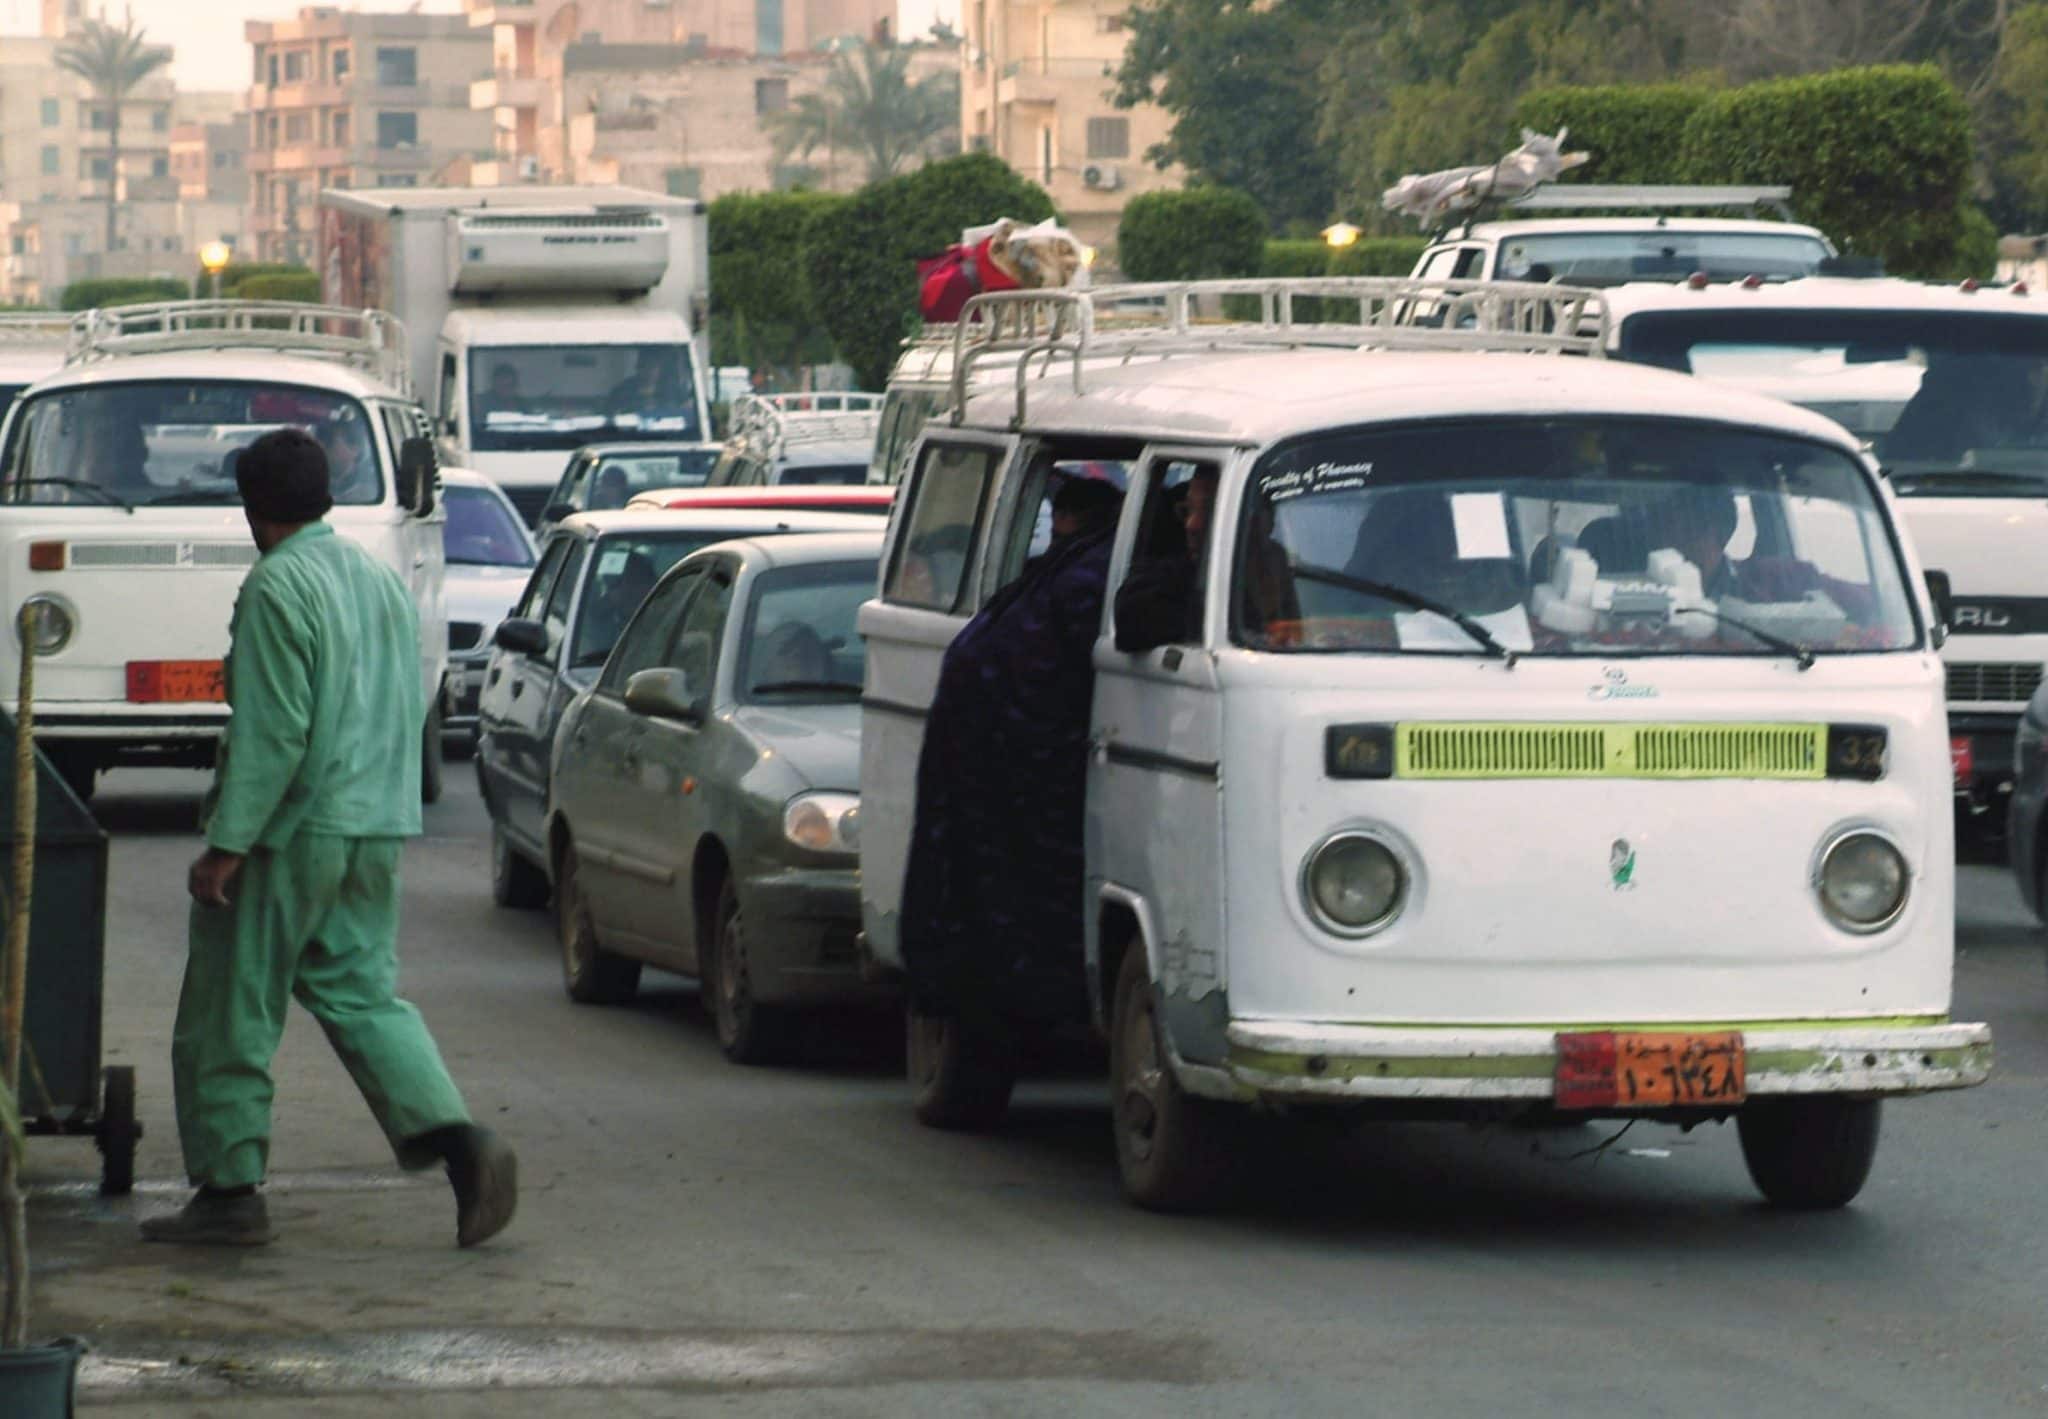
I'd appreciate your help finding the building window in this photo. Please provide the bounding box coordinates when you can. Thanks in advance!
[1038,125,1053,184]
[285,113,312,144]
[330,170,351,190]
[268,54,280,86]
[375,48,418,86]
[88,106,110,131]
[381,173,418,188]
[39,98,58,126]
[88,156,111,179]
[284,50,308,82]
[332,111,350,147]
[1096,12,1125,31]
[333,48,350,81]
[755,0,783,56]
[1085,116,1128,159]
[754,77,788,114]
[664,166,702,198]
[376,112,418,149]
[152,108,169,132]
[39,146,57,176]
[151,156,168,178]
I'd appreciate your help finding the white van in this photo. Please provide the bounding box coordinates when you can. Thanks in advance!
[0,301,448,801]
[858,279,1990,1212]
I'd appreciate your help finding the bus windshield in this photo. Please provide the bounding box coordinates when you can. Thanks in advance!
[0,380,383,507]
[471,344,702,453]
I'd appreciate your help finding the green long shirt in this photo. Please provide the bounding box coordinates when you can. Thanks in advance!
[203,522,424,854]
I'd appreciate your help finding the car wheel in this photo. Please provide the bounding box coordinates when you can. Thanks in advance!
[1737,1098,1882,1210]
[555,841,640,1004]
[491,821,550,910]
[421,701,445,805]
[1109,945,1239,1212]
[907,1003,1016,1131]
[708,876,785,1064]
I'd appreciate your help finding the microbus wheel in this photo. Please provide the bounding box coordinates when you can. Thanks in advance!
[95,1065,139,1197]
[420,703,445,805]
[1108,946,1238,1212]
[491,822,550,910]
[555,843,640,1005]
[1737,1098,1882,1210]
[907,1004,1016,1131]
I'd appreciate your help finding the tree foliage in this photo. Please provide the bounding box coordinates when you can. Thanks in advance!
[54,16,173,256]
[230,273,321,303]
[763,43,958,187]
[708,190,848,377]
[60,277,186,311]
[1511,83,1720,185]
[804,153,1055,389]
[1116,187,1265,281]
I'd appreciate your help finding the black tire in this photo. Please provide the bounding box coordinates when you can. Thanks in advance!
[491,822,550,910]
[420,701,445,805]
[908,1003,1017,1131]
[1738,1098,1882,1210]
[45,746,97,806]
[707,876,785,1065]
[555,842,640,1004]
[95,1065,139,1197]
[1109,946,1238,1212]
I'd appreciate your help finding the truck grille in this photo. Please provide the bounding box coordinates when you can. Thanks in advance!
[1396,722,1824,780]
[1945,662,2042,705]
[503,485,553,527]
[69,542,257,568]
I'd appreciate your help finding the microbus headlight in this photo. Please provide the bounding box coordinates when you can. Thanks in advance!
[1814,830,1908,932]
[784,792,860,854]
[16,594,73,656]
[1302,831,1407,936]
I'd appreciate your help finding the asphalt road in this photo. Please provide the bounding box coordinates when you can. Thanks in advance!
[21,764,2048,1416]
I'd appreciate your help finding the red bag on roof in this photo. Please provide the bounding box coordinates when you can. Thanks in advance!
[916,235,1021,324]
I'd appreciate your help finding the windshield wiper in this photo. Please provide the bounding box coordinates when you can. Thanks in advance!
[1672,606,1815,671]
[749,679,862,697]
[1292,562,1517,666]
[9,478,134,513]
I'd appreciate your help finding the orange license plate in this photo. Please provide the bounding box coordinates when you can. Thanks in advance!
[1554,1031,1746,1110]
[126,659,224,704]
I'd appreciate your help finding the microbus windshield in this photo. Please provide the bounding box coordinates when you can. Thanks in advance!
[1616,309,2048,497]
[0,380,383,508]
[1237,417,1918,659]
[471,344,703,452]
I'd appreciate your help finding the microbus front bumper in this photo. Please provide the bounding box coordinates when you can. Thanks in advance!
[1218,1019,1992,1104]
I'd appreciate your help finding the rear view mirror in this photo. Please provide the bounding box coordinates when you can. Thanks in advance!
[494,617,547,656]
[398,436,438,516]
[1924,569,1952,648]
[624,667,700,722]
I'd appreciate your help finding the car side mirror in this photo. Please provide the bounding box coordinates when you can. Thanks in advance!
[543,501,575,526]
[1924,569,1952,648]
[494,617,547,656]
[398,436,438,516]
[624,667,700,722]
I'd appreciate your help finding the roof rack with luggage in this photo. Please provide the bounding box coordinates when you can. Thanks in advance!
[63,300,412,396]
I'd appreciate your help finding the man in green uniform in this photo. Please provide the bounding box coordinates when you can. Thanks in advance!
[142,428,517,1248]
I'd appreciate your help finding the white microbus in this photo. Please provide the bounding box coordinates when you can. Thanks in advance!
[858,279,1990,1213]
[0,302,448,801]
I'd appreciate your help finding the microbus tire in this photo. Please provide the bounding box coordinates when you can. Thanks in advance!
[907,1004,1016,1131]
[95,1065,139,1197]
[1108,946,1239,1213]
[555,842,641,1005]
[491,821,550,910]
[1737,1097,1882,1210]
[420,702,445,805]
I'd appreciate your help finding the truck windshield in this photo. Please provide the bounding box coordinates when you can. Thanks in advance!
[0,380,383,507]
[1618,308,2048,497]
[1236,417,1918,659]
[1497,231,1829,284]
[470,345,702,452]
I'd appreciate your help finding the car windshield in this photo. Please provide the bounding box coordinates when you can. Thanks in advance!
[581,448,720,510]
[567,531,741,668]
[738,559,878,701]
[1237,417,1918,659]
[443,484,534,567]
[470,344,702,453]
[773,461,867,487]
[1618,308,2048,496]
[1498,231,1830,285]
[0,380,382,507]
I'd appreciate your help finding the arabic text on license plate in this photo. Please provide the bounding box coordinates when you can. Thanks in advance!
[127,659,225,704]
[1554,1031,1746,1110]
[1950,736,1974,787]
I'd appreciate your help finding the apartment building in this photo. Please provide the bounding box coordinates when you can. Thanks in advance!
[244,7,492,263]
[959,0,1180,255]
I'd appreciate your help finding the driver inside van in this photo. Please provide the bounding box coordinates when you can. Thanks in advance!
[1114,466,1297,651]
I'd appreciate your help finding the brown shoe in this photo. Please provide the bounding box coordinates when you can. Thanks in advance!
[140,1188,276,1247]
[447,1126,517,1248]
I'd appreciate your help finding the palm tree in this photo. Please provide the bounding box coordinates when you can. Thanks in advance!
[765,42,960,187]
[55,14,174,260]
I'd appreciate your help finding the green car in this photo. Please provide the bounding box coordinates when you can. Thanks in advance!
[547,529,886,1063]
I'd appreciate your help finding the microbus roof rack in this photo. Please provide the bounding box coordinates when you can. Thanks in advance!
[949,276,1609,429]
[727,390,884,455]
[65,300,412,397]
[1500,184,1796,219]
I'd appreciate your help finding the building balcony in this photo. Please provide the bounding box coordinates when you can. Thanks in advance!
[467,0,535,26]
[360,143,440,171]
[996,55,1116,107]
[247,81,349,111]
[247,144,348,174]
[76,131,173,152]
[471,74,546,110]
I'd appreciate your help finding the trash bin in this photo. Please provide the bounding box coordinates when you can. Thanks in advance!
[0,713,135,1195]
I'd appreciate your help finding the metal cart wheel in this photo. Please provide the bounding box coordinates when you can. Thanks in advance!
[94,1065,139,1196]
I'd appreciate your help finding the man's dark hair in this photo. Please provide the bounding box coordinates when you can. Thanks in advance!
[1052,475,1121,525]
[235,427,334,524]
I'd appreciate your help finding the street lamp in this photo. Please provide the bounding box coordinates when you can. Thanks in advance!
[1321,221,1362,251]
[198,240,232,299]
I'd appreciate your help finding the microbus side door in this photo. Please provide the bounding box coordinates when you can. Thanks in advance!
[856,430,1019,970]
[1088,448,1234,1034]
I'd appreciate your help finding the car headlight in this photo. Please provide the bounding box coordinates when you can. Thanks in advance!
[1302,830,1406,936]
[1815,830,1908,932]
[16,594,73,656]
[784,792,860,854]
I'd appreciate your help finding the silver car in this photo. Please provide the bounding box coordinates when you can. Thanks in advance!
[440,469,538,741]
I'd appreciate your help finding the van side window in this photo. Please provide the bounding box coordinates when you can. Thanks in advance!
[991,453,1130,592]
[1112,458,1223,652]
[885,441,998,612]
[437,352,459,430]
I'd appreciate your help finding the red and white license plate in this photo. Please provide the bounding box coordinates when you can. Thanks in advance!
[1950,736,1974,788]
[1555,1031,1746,1111]
[126,659,225,704]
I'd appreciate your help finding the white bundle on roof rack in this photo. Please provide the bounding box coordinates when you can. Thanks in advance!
[1382,129,1590,227]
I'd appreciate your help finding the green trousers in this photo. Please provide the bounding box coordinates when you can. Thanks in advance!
[172,834,470,1189]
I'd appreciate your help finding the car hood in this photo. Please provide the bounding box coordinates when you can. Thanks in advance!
[445,564,529,629]
[729,701,861,791]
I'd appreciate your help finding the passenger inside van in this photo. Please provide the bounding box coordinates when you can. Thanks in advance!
[1877,353,2047,464]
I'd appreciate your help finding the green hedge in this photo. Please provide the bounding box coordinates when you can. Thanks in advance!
[805,153,1055,389]
[1675,65,1972,276]
[59,277,186,311]
[1512,84,1717,187]
[1116,186,1265,282]
[229,272,321,303]
[1326,236,1429,277]
[216,261,311,295]
[710,190,848,373]
[1259,239,1330,278]
[1219,237,1428,319]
